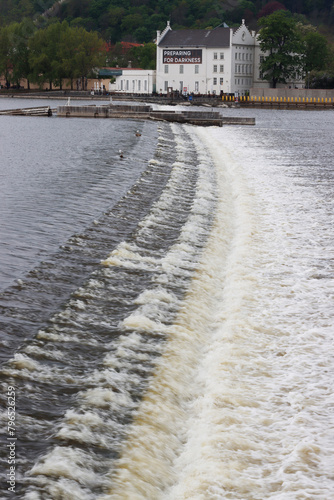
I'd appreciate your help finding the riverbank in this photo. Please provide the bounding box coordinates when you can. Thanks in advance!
[0,89,236,108]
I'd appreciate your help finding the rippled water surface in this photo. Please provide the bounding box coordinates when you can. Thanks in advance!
[0,100,333,499]
[0,98,157,290]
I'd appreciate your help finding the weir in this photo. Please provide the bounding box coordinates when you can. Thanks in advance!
[56,103,255,126]
[0,102,255,125]
[57,103,224,126]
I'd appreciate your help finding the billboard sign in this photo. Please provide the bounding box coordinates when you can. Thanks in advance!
[163,49,202,64]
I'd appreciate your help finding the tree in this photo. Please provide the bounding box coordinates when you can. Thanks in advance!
[129,42,156,69]
[8,19,35,88]
[28,21,106,90]
[0,26,12,87]
[70,26,106,89]
[28,22,63,89]
[303,30,329,72]
[258,10,304,88]
[257,1,286,19]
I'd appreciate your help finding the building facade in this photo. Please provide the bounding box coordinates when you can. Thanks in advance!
[95,68,156,94]
[156,20,303,96]
[115,69,156,94]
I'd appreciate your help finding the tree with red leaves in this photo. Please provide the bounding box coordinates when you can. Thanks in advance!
[258,1,287,19]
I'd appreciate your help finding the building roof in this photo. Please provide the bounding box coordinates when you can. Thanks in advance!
[158,27,231,48]
[106,41,144,53]
[98,67,153,78]
[99,68,123,77]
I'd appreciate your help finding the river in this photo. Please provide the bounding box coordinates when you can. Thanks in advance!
[0,99,333,499]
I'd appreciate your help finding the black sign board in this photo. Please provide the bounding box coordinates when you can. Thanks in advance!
[163,49,202,64]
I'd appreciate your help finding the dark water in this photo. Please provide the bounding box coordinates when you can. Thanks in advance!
[0,100,157,291]
[0,101,217,498]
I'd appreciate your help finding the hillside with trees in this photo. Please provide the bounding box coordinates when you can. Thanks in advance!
[0,0,333,41]
[0,0,333,89]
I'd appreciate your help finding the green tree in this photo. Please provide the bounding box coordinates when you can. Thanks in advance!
[303,30,329,72]
[28,22,63,89]
[0,26,11,87]
[258,10,304,88]
[28,21,105,90]
[70,26,106,89]
[129,42,156,69]
[8,19,35,88]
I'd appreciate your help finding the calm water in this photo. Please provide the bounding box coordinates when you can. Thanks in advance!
[0,100,333,499]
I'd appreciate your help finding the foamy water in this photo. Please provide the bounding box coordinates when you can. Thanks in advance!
[0,108,333,499]
[92,120,333,499]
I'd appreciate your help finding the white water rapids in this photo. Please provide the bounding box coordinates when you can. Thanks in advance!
[1,107,332,499]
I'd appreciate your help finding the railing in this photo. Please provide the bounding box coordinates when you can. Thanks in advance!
[221,95,334,106]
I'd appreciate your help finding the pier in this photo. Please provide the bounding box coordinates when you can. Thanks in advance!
[56,103,255,126]
[57,104,224,126]
[0,106,53,116]
[0,102,255,126]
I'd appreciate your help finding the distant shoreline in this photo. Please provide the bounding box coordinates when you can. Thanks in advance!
[0,90,235,107]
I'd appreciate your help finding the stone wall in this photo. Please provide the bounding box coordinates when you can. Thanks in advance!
[250,88,334,99]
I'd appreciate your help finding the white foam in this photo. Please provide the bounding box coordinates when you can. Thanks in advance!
[101,122,334,499]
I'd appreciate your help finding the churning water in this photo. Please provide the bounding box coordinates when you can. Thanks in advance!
[0,101,333,499]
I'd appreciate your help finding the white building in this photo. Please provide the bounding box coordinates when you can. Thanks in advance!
[96,68,156,94]
[115,69,156,94]
[156,20,303,96]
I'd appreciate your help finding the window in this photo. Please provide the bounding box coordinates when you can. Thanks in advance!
[164,65,168,74]
[126,80,129,91]
[260,55,264,63]
[132,80,135,92]
[213,65,217,73]
[220,65,224,73]
[138,80,141,91]
[144,80,147,91]
[213,77,217,85]
[195,81,199,92]
[220,52,224,59]
[121,80,123,90]
[164,81,168,91]
[179,65,184,74]
[213,52,217,59]
[235,52,238,60]
[195,65,199,74]
[235,64,238,73]
[220,78,224,85]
